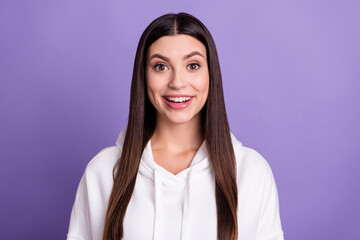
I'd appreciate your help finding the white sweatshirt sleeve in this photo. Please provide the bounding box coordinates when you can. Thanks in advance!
[255,165,284,240]
[67,146,120,240]
[67,173,91,240]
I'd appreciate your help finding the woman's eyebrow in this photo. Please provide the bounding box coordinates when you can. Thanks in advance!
[149,51,205,62]
[149,54,169,62]
[183,51,205,60]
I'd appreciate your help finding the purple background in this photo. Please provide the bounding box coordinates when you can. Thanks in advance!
[1,0,359,239]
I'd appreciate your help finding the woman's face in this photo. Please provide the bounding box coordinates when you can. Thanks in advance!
[146,34,209,125]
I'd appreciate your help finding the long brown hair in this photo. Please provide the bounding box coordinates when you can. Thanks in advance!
[103,13,238,240]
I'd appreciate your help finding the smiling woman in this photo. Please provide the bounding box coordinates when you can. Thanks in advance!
[67,13,284,240]
[146,35,209,127]
[146,35,209,176]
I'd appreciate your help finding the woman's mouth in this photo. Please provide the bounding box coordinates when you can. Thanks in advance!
[162,96,193,109]
[165,96,191,103]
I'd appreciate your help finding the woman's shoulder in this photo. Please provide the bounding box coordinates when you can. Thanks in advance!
[68,134,125,240]
[230,133,283,239]
[230,132,272,177]
[83,128,126,178]
[85,146,121,175]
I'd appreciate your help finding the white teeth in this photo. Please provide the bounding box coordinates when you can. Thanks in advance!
[166,96,191,103]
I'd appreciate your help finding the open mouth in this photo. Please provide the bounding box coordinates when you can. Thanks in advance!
[165,96,192,104]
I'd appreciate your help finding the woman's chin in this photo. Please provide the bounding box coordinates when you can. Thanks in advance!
[162,112,200,125]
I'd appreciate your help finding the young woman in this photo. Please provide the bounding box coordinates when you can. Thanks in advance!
[67,13,284,240]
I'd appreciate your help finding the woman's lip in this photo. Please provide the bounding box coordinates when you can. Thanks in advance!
[162,96,193,110]
[163,94,193,98]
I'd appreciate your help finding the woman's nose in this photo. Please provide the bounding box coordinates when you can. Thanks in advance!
[168,69,187,89]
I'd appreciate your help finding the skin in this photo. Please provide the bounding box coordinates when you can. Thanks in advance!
[146,34,209,175]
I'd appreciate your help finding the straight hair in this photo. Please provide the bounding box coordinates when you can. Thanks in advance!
[103,12,238,240]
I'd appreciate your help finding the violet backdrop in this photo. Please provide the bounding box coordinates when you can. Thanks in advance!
[0,0,359,239]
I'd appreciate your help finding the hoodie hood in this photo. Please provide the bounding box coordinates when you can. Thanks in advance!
[116,128,243,159]
[115,127,127,152]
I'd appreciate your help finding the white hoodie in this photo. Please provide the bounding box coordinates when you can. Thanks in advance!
[67,128,284,240]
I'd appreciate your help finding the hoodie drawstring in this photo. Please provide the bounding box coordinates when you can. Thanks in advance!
[153,168,164,240]
[180,169,193,240]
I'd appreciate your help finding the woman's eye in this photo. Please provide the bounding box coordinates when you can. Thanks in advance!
[154,64,168,71]
[187,63,200,71]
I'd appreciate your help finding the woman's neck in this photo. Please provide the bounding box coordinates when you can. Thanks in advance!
[151,114,204,153]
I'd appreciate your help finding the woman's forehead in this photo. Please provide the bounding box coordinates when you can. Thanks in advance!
[147,34,207,60]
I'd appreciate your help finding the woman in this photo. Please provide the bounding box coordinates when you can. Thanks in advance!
[67,13,284,240]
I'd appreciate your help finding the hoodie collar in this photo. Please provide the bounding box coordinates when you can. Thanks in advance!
[139,138,211,186]
[139,138,210,240]
[115,128,244,183]
[115,128,242,240]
